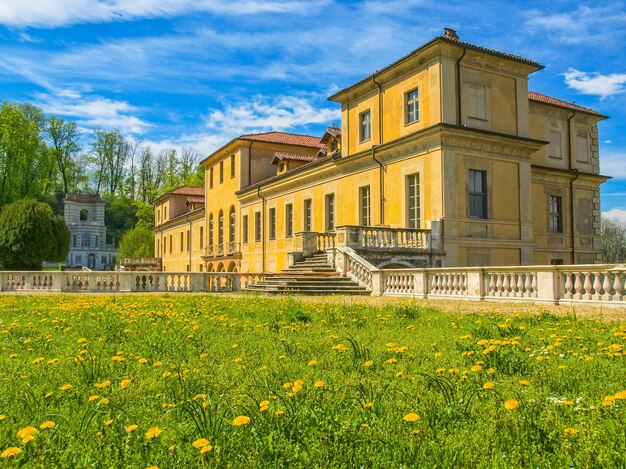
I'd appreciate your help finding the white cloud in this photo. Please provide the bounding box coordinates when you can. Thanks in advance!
[600,149,626,178]
[563,68,626,99]
[35,91,151,135]
[0,0,329,28]
[602,208,626,224]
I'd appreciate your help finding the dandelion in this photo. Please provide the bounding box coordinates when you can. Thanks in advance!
[615,390,626,400]
[364,360,374,367]
[60,384,73,391]
[232,415,250,427]
[39,421,55,430]
[99,398,110,405]
[274,410,284,417]
[385,358,397,364]
[145,427,162,439]
[146,466,159,469]
[360,423,369,429]
[504,399,520,410]
[16,426,37,440]
[1,447,22,458]
[483,381,495,390]
[200,444,213,454]
[563,427,577,436]
[403,413,420,423]
[363,402,374,409]
[120,379,131,389]
[470,365,482,372]
[0,415,5,421]
[314,380,325,389]
[192,438,210,449]
[89,395,99,402]
[308,359,318,366]
[104,419,113,426]
[519,380,530,386]
[126,425,138,433]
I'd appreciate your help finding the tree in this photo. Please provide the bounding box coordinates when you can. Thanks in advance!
[44,116,81,196]
[601,217,626,263]
[104,194,136,246]
[90,129,129,195]
[117,227,154,259]
[0,198,69,270]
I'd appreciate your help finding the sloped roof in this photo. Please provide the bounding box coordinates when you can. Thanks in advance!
[528,91,607,117]
[271,152,319,165]
[186,196,205,204]
[240,131,326,149]
[66,193,103,204]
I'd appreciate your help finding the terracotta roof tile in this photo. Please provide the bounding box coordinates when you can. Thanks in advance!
[528,91,606,117]
[186,196,205,204]
[66,193,104,203]
[272,151,319,163]
[168,186,205,196]
[240,131,325,149]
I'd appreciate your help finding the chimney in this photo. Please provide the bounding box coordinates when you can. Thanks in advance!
[443,28,460,41]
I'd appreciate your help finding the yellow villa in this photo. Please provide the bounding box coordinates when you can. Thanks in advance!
[154,28,608,277]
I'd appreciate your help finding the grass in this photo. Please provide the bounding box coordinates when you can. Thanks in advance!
[0,294,624,468]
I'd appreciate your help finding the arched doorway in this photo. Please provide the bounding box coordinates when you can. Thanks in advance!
[88,253,96,270]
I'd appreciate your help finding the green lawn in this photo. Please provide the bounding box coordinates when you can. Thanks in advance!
[0,294,624,468]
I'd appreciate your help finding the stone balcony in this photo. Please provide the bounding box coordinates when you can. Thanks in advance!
[202,242,241,260]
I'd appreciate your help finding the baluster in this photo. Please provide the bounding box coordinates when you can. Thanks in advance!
[523,274,531,297]
[573,272,583,299]
[495,274,503,297]
[488,274,496,296]
[563,272,573,299]
[602,273,612,301]
[502,274,510,297]
[583,272,592,300]
[592,273,603,300]
[613,272,624,301]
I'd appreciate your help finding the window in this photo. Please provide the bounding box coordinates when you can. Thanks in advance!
[268,208,276,239]
[169,235,172,254]
[229,206,235,243]
[469,170,487,219]
[219,161,224,183]
[163,237,167,255]
[254,211,261,242]
[230,155,235,178]
[325,193,335,231]
[359,186,371,226]
[406,173,421,228]
[209,167,214,188]
[548,130,562,159]
[468,83,486,120]
[549,195,563,233]
[199,226,204,249]
[95,236,98,248]
[208,214,214,247]
[157,211,161,223]
[359,110,371,142]
[81,232,90,247]
[73,235,76,247]
[186,230,190,252]
[242,215,249,244]
[406,88,419,124]
[180,232,184,252]
[157,239,160,257]
[80,209,89,221]
[285,203,293,237]
[576,129,590,163]
[218,210,224,245]
[304,199,312,231]
[164,206,167,220]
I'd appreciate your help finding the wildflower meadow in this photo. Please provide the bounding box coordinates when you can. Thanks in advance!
[0,294,624,468]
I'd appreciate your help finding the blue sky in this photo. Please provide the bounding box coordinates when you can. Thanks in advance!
[1,1,625,219]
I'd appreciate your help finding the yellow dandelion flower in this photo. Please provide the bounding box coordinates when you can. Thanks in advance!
[104,419,113,426]
[282,382,292,389]
[360,423,369,429]
[99,398,110,405]
[126,425,138,433]
[1,447,22,458]
[162,371,172,378]
[0,415,5,421]
[410,429,420,436]
[232,415,250,427]
[200,444,213,454]
[615,390,626,400]
[385,358,397,364]
[364,360,374,367]
[403,413,420,423]
[483,381,495,390]
[21,435,35,444]
[32,357,44,364]
[16,426,37,439]
[308,359,318,366]
[470,365,483,372]
[60,384,73,391]
[519,380,530,386]
[363,402,374,409]
[145,427,162,439]
[39,421,55,430]
[77,338,87,344]
[564,427,577,436]
[89,395,99,402]
[192,438,210,449]
[120,379,131,389]
[274,410,284,417]
[146,466,159,469]
[487,368,495,374]
[314,380,325,389]
[504,399,520,410]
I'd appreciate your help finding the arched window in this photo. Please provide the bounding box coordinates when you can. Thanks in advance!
[80,209,89,221]
[229,206,235,243]
[81,232,91,247]
[218,210,224,245]
[208,214,214,247]
[95,236,99,247]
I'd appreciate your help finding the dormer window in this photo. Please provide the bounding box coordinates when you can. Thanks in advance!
[359,110,371,142]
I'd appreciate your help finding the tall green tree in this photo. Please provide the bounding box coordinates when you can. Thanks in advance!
[90,129,129,195]
[0,198,69,270]
[117,226,154,259]
[44,116,81,196]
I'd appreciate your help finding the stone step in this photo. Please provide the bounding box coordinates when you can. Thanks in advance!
[244,287,370,295]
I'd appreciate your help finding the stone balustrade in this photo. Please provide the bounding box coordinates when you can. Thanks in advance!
[0,271,273,293]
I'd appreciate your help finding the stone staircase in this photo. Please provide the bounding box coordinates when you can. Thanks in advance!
[244,253,370,295]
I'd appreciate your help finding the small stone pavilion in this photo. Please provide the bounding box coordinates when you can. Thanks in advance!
[64,193,117,270]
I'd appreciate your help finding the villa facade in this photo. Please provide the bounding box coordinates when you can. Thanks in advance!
[154,29,608,273]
